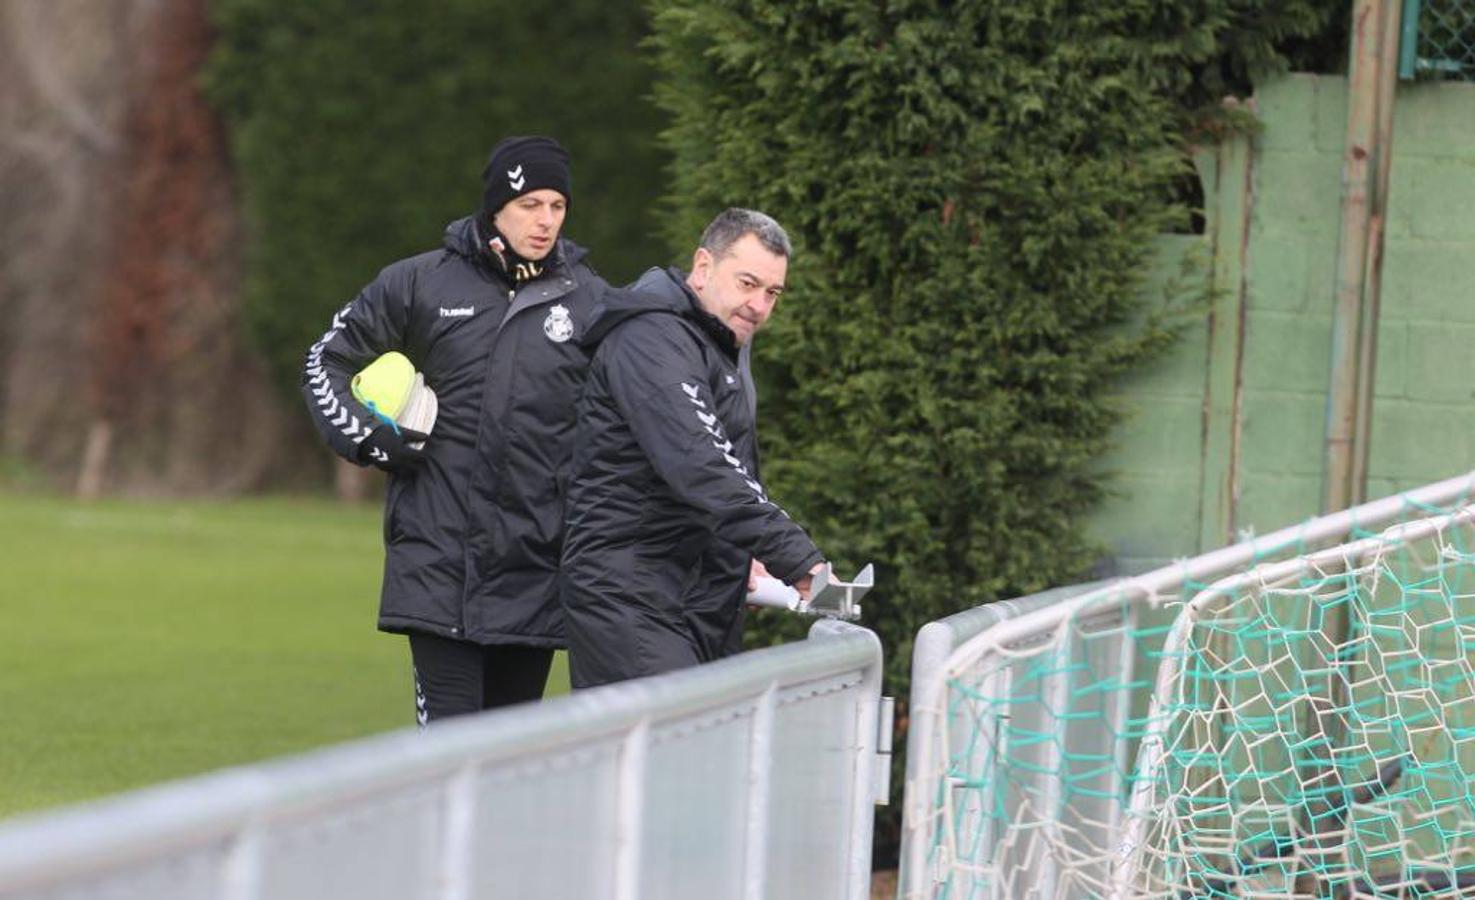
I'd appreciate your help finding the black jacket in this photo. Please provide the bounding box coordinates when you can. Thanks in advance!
[561,267,823,687]
[302,216,609,646]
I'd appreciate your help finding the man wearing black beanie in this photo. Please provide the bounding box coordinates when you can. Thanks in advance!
[302,135,614,723]
[478,135,573,282]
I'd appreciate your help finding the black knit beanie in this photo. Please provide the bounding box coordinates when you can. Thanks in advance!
[481,135,572,215]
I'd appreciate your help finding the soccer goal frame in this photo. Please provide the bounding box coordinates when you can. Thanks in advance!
[1110,504,1475,898]
[899,471,1475,899]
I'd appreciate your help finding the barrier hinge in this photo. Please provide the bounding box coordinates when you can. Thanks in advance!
[874,695,895,805]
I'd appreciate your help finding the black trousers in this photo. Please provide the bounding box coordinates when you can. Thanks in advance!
[408,632,554,726]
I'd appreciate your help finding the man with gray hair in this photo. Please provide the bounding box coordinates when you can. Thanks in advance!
[560,208,826,688]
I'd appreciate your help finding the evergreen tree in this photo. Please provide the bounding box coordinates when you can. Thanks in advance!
[648,0,1339,842]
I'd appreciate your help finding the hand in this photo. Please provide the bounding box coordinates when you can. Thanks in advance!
[747,558,771,592]
[358,424,429,474]
[792,561,828,603]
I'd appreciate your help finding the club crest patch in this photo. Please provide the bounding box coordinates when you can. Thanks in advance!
[543,304,574,343]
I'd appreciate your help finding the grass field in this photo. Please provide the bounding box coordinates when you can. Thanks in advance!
[0,492,569,820]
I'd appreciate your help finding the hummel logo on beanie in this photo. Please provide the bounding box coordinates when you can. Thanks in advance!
[481,136,571,215]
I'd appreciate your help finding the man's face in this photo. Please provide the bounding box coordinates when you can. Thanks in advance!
[492,189,567,260]
[687,233,787,346]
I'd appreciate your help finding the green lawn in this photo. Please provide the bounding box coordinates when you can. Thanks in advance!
[0,493,568,820]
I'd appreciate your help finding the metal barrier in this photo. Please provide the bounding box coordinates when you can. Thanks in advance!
[898,471,1475,898]
[0,620,887,900]
[897,580,1113,898]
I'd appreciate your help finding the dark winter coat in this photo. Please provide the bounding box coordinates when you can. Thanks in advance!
[560,267,823,688]
[302,216,609,647]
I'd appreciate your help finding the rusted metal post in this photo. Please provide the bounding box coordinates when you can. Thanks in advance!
[1316,0,1403,882]
[1324,0,1402,514]
[1197,138,1255,551]
[1350,0,1405,501]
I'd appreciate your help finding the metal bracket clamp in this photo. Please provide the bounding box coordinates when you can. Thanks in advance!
[746,563,875,621]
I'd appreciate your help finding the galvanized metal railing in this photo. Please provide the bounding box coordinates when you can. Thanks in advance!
[898,580,1111,896]
[0,619,888,900]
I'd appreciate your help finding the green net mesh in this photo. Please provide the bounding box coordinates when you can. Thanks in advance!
[1121,508,1475,897]
[911,481,1475,899]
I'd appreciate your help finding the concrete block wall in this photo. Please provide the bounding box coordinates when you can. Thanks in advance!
[1086,235,1208,573]
[1235,75,1344,535]
[1367,80,1475,499]
[1087,74,1475,574]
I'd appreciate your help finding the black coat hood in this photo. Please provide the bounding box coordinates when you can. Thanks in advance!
[579,267,739,359]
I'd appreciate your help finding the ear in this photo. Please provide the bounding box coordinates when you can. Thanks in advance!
[689,247,713,290]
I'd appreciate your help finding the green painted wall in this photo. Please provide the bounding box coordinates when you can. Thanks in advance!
[1087,233,1209,573]
[1089,74,1475,573]
[1368,80,1475,498]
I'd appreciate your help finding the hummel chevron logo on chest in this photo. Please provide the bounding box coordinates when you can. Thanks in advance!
[439,306,474,318]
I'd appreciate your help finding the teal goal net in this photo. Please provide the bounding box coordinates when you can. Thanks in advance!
[901,473,1475,899]
[1116,506,1475,897]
